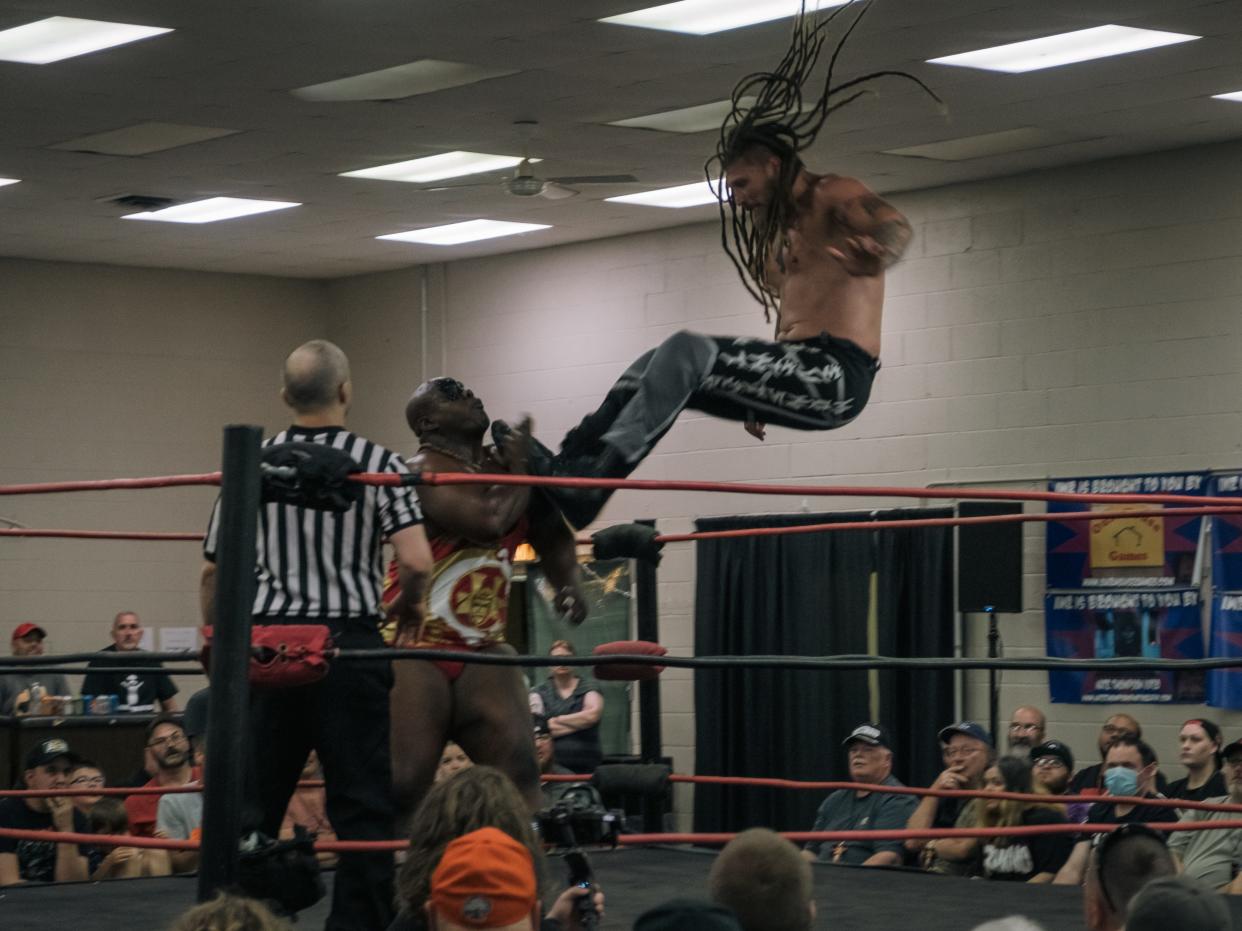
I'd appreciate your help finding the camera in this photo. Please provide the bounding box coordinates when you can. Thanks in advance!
[535,792,623,849]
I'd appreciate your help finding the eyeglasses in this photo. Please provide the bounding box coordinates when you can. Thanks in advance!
[1101,723,1136,738]
[943,746,983,761]
[1009,723,1042,732]
[147,734,186,749]
[1033,757,1067,769]
[1093,823,1168,914]
[70,775,105,787]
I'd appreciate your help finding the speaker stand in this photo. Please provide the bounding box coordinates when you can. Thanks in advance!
[985,606,999,743]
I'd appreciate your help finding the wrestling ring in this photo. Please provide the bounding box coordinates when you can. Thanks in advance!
[3,426,1242,930]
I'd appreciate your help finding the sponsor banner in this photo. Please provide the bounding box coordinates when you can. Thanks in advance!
[1046,472,1207,589]
[1208,593,1242,710]
[1211,473,1242,592]
[1045,589,1204,703]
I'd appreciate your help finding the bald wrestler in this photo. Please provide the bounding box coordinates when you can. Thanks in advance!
[383,377,586,819]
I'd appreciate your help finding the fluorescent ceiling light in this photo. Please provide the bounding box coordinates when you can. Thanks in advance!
[607,181,721,208]
[341,152,532,184]
[1213,91,1242,102]
[122,197,300,224]
[928,25,1199,74]
[608,97,755,133]
[378,220,551,246]
[883,127,1092,161]
[0,16,171,64]
[601,0,847,36]
[0,178,19,187]
[50,122,240,156]
[292,59,518,102]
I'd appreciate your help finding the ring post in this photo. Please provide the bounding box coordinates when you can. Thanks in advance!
[198,425,262,902]
[635,519,664,833]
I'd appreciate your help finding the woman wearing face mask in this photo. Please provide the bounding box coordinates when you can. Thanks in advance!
[1167,718,1226,803]
[1052,735,1178,885]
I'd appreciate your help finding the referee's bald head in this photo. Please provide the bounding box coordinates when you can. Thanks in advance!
[282,340,351,413]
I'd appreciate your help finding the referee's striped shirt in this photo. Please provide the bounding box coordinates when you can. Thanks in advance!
[204,425,422,620]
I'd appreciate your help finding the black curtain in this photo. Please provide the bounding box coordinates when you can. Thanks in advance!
[692,509,953,834]
[874,509,955,790]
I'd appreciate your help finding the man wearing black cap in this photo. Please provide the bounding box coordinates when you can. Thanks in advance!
[802,723,916,867]
[0,738,90,885]
[0,623,71,716]
[906,721,995,870]
[1031,740,1075,796]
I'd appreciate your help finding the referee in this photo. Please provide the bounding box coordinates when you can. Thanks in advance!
[200,339,432,931]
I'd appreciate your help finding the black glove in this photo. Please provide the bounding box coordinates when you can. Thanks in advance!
[591,523,662,566]
[238,827,325,917]
[260,442,363,513]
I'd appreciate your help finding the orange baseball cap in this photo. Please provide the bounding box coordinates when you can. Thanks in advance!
[430,827,537,927]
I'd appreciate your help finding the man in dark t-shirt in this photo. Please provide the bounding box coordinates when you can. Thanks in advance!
[0,739,90,885]
[81,611,178,712]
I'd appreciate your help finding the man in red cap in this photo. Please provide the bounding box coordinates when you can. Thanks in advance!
[426,827,539,931]
[0,624,70,716]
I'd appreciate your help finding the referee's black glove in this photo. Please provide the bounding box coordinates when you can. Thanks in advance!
[260,442,363,513]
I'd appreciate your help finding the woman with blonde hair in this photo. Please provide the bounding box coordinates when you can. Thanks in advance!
[930,756,1072,882]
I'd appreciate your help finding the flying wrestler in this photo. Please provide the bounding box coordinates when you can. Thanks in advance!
[382,377,586,820]
[520,0,942,528]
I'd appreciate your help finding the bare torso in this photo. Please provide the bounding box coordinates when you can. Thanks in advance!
[765,173,886,357]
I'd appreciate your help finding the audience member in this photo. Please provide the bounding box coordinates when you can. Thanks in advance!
[89,797,171,878]
[81,611,178,712]
[1169,735,1242,891]
[392,765,600,931]
[1082,823,1174,931]
[906,721,994,870]
[633,899,743,931]
[0,738,90,885]
[1030,740,1074,797]
[0,623,71,715]
[1069,714,1168,795]
[536,714,583,809]
[530,641,604,774]
[171,893,292,931]
[126,714,197,837]
[157,728,206,874]
[710,828,813,931]
[1006,706,1046,759]
[1167,718,1226,802]
[803,723,916,866]
[281,750,338,868]
[1126,875,1233,931]
[435,742,474,784]
[68,758,106,817]
[932,756,1072,882]
[426,827,540,930]
[1055,736,1177,885]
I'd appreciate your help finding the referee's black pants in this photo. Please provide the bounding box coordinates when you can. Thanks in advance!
[246,619,395,931]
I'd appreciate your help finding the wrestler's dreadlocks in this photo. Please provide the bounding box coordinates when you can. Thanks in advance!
[707,0,943,322]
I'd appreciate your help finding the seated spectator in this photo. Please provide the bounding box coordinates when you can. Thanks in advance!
[392,765,600,931]
[425,827,540,930]
[126,714,197,837]
[171,893,292,931]
[281,750,338,868]
[89,797,171,879]
[1168,719,1226,802]
[802,723,915,866]
[0,738,90,885]
[530,641,604,774]
[1030,740,1086,822]
[0,623,71,716]
[1127,875,1233,931]
[536,714,583,809]
[906,721,994,872]
[81,610,178,712]
[1055,736,1177,885]
[435,741,473,784]
[1082,823,1174,931]
[709,828,813,931]
[1169,735,1242,891]
[932,756,1072,882]
[1006,706,1046,759]
[157,731,206,874]
[633,899,743,931]
[1070,714,1168,795]
[68,758,106,818]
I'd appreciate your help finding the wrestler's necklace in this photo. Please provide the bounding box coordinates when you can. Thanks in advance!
[418,441,482,471]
